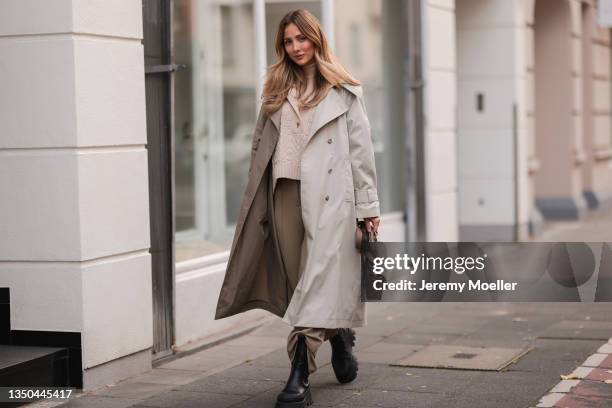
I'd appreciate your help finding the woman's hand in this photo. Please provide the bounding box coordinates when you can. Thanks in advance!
[364,216,380,237]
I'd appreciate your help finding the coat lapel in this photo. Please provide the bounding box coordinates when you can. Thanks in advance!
[305,87,349,146]
[268,86,349,147]
[241,87,348,238]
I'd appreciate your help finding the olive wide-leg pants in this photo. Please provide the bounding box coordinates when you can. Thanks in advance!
[273,178,338,374]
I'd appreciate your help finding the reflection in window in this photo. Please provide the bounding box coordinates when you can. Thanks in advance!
[173,0,256,261]
[174,0,195,232]
[335,0,405,214]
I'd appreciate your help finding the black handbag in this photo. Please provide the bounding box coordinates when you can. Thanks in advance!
[357,221,384,301]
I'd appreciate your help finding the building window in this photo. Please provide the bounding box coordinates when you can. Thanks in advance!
[172,0,404,262]
[174,0,257,261]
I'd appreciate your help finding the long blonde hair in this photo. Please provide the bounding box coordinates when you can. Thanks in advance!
[261,9,360,116]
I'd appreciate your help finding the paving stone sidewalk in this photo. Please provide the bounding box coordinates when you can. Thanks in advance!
[31,206,612,408]
[41,302,612,408]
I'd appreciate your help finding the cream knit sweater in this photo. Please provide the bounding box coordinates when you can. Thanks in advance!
[272,62,317,193]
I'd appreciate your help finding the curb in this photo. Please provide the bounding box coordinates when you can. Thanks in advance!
[534,338,612,407]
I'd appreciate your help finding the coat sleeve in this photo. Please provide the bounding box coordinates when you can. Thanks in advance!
[248,107,267,176]
[346,93,380,220]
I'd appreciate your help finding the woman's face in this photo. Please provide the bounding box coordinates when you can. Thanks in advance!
[283,23,315,67]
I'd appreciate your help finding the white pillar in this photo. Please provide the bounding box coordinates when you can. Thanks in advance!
[0,0,152,390]
[456,0,530,240]
[422,0,458,241]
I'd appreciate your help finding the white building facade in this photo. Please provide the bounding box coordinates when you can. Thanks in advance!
[3,0,610,391]
[0,0,152,389]
[456,0,612,240]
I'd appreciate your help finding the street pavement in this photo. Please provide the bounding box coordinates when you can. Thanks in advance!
[40,302,611,408]
[39,207,612,408]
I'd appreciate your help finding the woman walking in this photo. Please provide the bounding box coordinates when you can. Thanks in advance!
[215,9,380,407]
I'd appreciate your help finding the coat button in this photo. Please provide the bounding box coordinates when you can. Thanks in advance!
[325,195,330,201]
[327,139,332,144]
[328,168,332,174]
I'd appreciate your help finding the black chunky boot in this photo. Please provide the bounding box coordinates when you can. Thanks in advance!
[329,328,358,383]
[276,334,313,408]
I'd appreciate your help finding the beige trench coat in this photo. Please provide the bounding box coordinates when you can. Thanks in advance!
[215,83,380,328]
